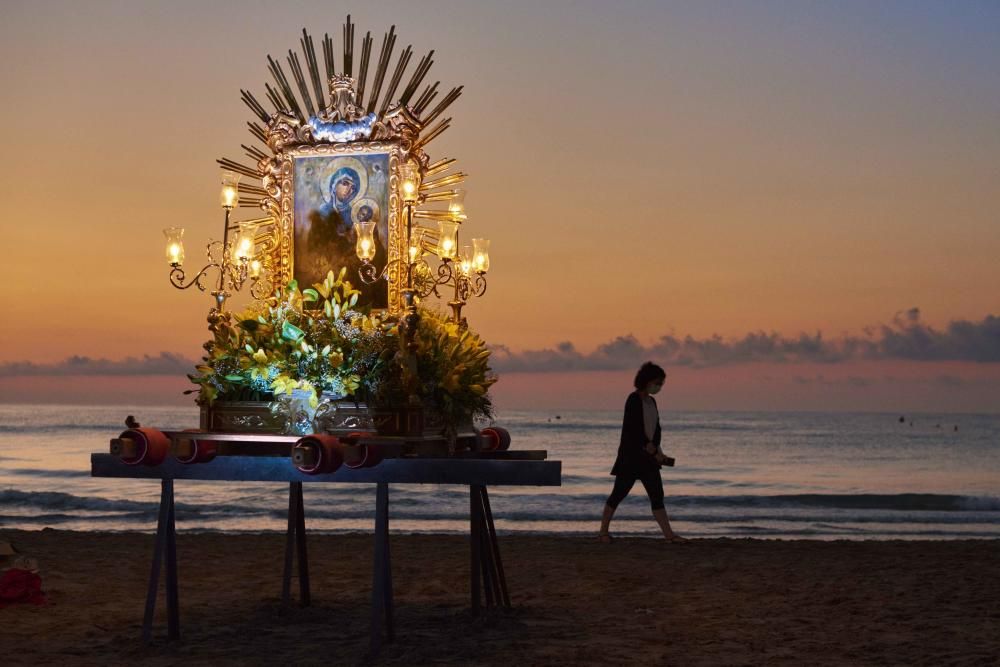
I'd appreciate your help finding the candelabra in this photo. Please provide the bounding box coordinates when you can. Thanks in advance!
[410,205,489,328]
[163,172,274,328]
[356,166,490,327]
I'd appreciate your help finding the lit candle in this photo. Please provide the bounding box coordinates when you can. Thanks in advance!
[220,171,240,209]
[355,221,376,261]
[472,238,490,273]
[459,245,472,275]
[437,220,459,260]
[163,227,185,266]
[232,223,255,262]
[400,163,420,203]
[448,189,467,221]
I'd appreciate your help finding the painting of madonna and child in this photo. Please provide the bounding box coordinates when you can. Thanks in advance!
[293,152,391,309]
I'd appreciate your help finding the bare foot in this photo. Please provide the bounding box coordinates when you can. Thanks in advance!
[664,534,689,543]
[597,533,614,544]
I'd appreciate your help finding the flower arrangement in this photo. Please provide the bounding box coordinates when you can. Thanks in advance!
[187,269,496,431]
[370,308,496,430]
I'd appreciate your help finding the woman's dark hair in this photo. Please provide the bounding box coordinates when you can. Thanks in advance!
[633,361,666,390]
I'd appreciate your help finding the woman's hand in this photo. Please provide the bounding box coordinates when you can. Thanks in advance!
[644,442,656,455]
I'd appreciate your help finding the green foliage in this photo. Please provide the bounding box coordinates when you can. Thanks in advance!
[187,269,388,407]
[187,269,497,432]
[371,309,497,430]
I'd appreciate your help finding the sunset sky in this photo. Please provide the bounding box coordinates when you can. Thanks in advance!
[1,1,997,411]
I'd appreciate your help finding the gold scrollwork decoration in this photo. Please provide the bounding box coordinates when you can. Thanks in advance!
[217,20,469,312]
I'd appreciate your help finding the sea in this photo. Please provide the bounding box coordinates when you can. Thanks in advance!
[1,404,998,540]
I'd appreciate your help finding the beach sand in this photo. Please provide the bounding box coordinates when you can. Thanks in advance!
[0,530,997,665]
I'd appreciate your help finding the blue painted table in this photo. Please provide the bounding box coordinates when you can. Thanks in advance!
[91,449,561,654]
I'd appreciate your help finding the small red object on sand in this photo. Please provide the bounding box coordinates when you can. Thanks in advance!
[0,568,46,608]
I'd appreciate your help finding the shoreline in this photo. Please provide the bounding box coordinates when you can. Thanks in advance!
[2,530,998,665]
[5,527,1000,541]
[2,400,999,417]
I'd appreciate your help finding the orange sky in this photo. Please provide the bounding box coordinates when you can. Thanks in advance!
[1,2,998,410]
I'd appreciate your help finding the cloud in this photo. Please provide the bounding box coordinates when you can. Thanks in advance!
[932,374,966,388]
[2,309,997,377]
[792,375,876,388]
[0,352,196,377]
[489,309,1000,372]
[870,308,1000,362]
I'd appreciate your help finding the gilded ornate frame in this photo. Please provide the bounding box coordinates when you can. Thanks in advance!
[278,142,405,314]
[218,21,469,318]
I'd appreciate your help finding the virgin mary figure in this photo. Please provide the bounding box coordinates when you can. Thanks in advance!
[318,166,362,234]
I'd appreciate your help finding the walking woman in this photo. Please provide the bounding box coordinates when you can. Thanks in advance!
[598,362,687,543]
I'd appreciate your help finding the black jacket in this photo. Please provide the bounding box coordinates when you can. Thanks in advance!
[611,391,661,476]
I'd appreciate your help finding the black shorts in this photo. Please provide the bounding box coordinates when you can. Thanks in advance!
[606,468,665,511]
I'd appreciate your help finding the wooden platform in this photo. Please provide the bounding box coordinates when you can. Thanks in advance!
[91,451,561,655]
[151,430,539,459]
[91,452,557,484]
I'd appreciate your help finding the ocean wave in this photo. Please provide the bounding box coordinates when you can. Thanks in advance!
[5,468,90,478]
[0,489,152,512]
[0,490,257,517]
[3,489,1000,529]
[0,512,151,525]
[390,491,1000,512]
[671,493,1000,512]
[4,510,999,528]
[498,419,754,434]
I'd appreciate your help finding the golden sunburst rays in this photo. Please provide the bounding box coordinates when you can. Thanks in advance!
[241,143,268,162]
[356,31,371,105]
[236,185,268,218]
[420,190,462,204]
[302,29,326,111]
[412,81,439,116]
[366,24,395,115]
[216,158,260,180]
[216,14,471,283]
[424,157,456,177]
[421,172,466,192]
[421,85,463,126]
[215,158,266,208]
[252,15,460,138]
[413,155,467,235]
[247,122,268,144]
[237,182,267,197]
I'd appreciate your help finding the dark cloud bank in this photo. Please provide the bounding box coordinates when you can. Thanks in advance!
[489,308,1000,373]
[0,352,194,378]
[1,309,997,377]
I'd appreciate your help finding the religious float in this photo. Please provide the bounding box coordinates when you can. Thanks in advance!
[94,18,560,650]
[113,18,518,472]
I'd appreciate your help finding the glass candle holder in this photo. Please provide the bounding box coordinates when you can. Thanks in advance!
[408,230,424,263]
[356,221,377,261]
[448,189,467,221]
[163,227,185,266]
[459,245,473,275]
[437,220,459,260]
[232,222,255,263]
[400,163,420,203]
[220,171,240,209]
[472,238,490,273]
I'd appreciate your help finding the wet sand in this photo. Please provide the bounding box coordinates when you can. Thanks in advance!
[1,530,998,665]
